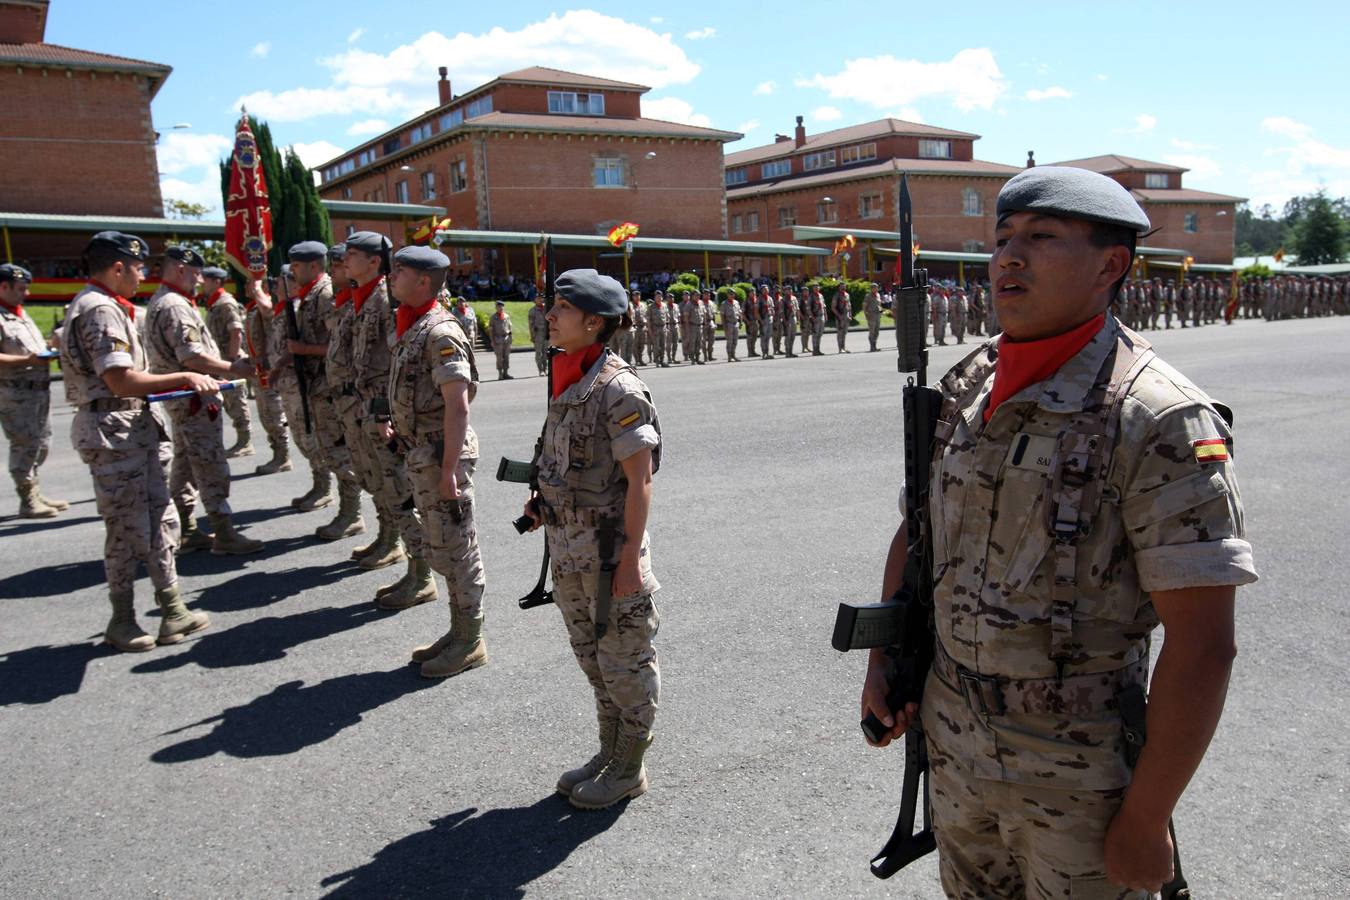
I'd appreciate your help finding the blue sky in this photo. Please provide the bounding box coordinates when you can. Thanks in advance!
[49,0,1350,217]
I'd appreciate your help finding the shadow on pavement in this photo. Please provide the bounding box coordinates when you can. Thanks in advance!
[151,666,435,763]
[319,795,626,899]
[0,514,101,535]
[174,534,319,579]
[0,641,112,706]
[0,558,106,599]
[132,599,387,673]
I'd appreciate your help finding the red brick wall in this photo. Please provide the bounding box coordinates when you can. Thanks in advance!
[487,83,642,119]
[0,2,47,43]
[0,66,163,216]
[1140,203,1236,264]
[729,136,975,184]
[1110,170,1181,190]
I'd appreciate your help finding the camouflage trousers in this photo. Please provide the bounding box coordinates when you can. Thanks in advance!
[345,393,425,558]
[406,449,484,616]
[759,321,773,356]
[166,400,232,517]
[665,325,679,363]
[744,320,759,353]
[812,320,825,353]
[933,314,948,344]
[866,317,881,350]
[770,319,782,355]
[703,325,715,360]
[78,440,179,595]
[782,319,798,356]
[684,324,702,363]
[724,325,739,359]
[551,568,660,739]
[222,382,251,433]
[922,673,1148,900]
[835,320,848,351]
[634,330,647,366]
[280,386,324,473]
[0,385,52,480]
[533,334,549,374]
[494,342,511,377]
[951,312,966,343]
[647,330,665,365]
[281,389,354,479]
[252,379,287,445]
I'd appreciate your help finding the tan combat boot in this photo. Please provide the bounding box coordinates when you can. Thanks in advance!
[373,562,410,603]
[104,590,155,652]
[419,608,488,679]
[351,510,388,560]
[225,426,254,458]
[254,437,292,475]
[33,479,69,511]
[208,512,264,555]
[176,503,215,554]
[569,730,653,810]
[154,584,210,644]
[376,557,438,610]
[358,525,404,570]
[409,626,453,664]
[16,479,59,519]
[556,718,619,795]
[291,469,334,511]
[315,479,365,541]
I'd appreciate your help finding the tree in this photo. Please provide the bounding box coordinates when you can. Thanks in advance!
[162,198,229,268]
[1234,202,1286,256]
[1289,190,1347,265]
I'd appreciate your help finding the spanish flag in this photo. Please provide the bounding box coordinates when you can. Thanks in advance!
[1192,438,1229,464]
[608,222,640,246]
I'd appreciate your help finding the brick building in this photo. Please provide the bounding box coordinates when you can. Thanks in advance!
[1052,154,1244,264]
[724,116,1023,279]
[317,66,739,271]
[0,0,171,271]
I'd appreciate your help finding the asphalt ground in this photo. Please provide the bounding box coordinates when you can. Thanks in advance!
[1,317,1346,899]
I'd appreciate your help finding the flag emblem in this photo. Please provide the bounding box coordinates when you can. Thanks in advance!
[1192,439,1229,463]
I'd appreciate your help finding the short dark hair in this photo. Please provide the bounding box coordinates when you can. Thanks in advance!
[426,269,448,294]
[1086,221,1136,301]
[596,311,632,344]
[85,246,133,276]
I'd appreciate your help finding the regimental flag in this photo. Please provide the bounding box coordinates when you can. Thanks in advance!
[223,113,272,277]
[408,216,453,246]
[607,222,640,247]
[1192,438,1230,464]
[832,233,857,256]
[1273,247,1285,264]
[1224,271,1241,323]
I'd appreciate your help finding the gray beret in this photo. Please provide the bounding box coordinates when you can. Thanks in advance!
[393,246,449,271]
[328,243,346,261]
[997,166,1150,233]
[288,241,328,262]
[0,263,32,283]
[165,245,205,267]
[202,266,228,279]
[554,268,627,317]
[346,231,392,255]
[87,230,150,261]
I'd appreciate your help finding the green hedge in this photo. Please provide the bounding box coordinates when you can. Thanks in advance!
[805,276,874,323]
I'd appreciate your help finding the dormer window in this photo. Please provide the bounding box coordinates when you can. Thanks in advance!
[549,91,605,115]
[1145,173,1170,189]
[918,139,952,159]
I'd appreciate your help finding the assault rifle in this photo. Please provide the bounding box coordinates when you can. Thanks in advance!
[831,174,942,879]
[497,236,557,610]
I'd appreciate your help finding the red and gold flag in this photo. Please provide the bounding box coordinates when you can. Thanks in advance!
[607,222,640,246]
[408,216,453,246]
[223,113,272,277]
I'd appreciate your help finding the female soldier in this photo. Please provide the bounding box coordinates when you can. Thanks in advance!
[522,268,662,810]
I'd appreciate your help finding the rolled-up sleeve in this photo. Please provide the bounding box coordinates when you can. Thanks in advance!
[429,325,474,387]
[605,381,659,463]
[82,306,135,374]
[168,304,209,363]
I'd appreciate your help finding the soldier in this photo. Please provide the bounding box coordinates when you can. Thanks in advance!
[528,294,549,375]
[489,299,513,379]
[757,285,775,359]
[680,290,703,365]
[1149,277,1164,330]
[60,232,216,651]
[701,290,717,361]
[0,263,68,518]
[201,266,253,457]
[630,290,648,366]
[1163,279,1176,329]
[142,246,262,555]
[861,167,1258,897]
[929,285,948,345]
[984,279,1000,336]
[864,283,882,351]
[1179,279,1193,328]
[242,276,290,474]
[381,246,486,679]
[721,288,742,361]
[520,268,662,810]
[743,285,760,357]
[967,281,986,336]
[780,286,800,358]
[808,285,827,355]
[770,286,784,357]
[831,285,852,353]
[314,242,368,545]
[647,291,668,367]
[451,295,478,349]
[663,290,680,365]
[949,285,968,344]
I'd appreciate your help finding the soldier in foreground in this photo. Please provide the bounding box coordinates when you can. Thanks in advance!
[861,167,1257,897]
[201,266,253,457]
[521,268,662,810]
[60,232,218,651]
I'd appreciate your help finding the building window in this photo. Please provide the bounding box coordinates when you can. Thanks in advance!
[455,248,472,265]
[962,188,982,217]
[816,200,838,223]
[1145,173,1170,189]
[731,214,743,234]
[859,194,883,219]
[421,171,436,200]
[962,239,986,252]
[341,187,352,199]
[466,95,493,118]
[745,211,760,232]
[841,143,876,164]
[549,91,605,115]
[1183,212,1198,233]
[439,109,464,130]
[346,224,355,237]
[725,168,748,186]
[803,150,836,171]
[777,206,797,228]
[367,186,384,203]
[450,159,468,193]
[761,159,791,179]
[357,149,377,167]
[919,139,952,159]
[395,181,409,204]
[382,136,402,155]
[594,156,625,188]
[410,123,432,144]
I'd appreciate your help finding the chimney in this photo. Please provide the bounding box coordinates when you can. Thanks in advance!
[0,0,50,43]
[1026,150,1036,168]
[794,115,806,149]
[438,67,451,105]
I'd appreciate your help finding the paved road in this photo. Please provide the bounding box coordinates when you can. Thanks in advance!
[1,317,1345,898]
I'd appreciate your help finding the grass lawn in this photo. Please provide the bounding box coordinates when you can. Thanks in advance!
[466,300,537,348]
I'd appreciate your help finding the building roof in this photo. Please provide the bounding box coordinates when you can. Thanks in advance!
[0,42,171,95]
[494,66,649,92]
[463,111,739,141]
[726,157,1022,200]
[726,118,981,167]
[0,211,220,236]
[1051,154,1187,174]
[1132,187,1246,204]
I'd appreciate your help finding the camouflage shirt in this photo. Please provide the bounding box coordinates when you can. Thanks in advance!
[389,304,479,458]
[205,290,244,358]
[0,304,49,386]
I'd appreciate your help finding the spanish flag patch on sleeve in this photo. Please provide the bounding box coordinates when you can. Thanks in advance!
[618,411,642,428]
[1192,438,1229,463]
[439,346,459,358]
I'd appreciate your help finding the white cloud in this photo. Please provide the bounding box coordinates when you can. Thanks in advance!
[290,140,345,170]
[736,118,759,133]
[251,42,270,58]
[1133,113,1157,133]
[234,85,429,123]
[1095,73,1109,81]
[1260,117,1350,172]
[1240,118,1350,209]
[883,107,925,124]
[157,132,232,175]
[346,118,390,136]
[1024,86,1072,101]
[642,97,711,127]
[161,169,224,215]
[1164,154,1222,180]
[753,80,776,96]
[650,16,663,24]
[1171,138,1214,151]
[347,28,365,44]
[812,105,843,122]
[798,48,1006,112]
[685,26,716,40]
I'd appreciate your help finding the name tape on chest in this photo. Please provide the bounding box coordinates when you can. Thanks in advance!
[1192,438,1229,464]
[1005,432,1056,474]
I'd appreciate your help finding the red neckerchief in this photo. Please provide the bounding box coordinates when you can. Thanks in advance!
[496,310,508,320]
[163,281,198,309]
[295,277,320,304]
[552,344,604,399]
[984,313,1105,424]
[89,279,136,320]
[351,276,383,314]
[206,287,227,308]
[0,299,23,318]
[333,286,353,309]
[396,298,436,338]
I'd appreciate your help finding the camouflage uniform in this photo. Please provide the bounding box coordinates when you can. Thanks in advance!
[930,288,949,345]
[864,288,882,351]
[451,301,479,350]
[831,289,851,352]
[757,290,775,358]
[647,299,668,367]
[537,350,661,742]
[528,301,549,374]
[701,295,717,360]
[488,306,512,378]
[322,280,369,537]
[0,302,53,488]
[918,315,1258,898]
[721,294,741,361]
[630,298,647,366]
[204,288,251,442]
[60,284,179,595]
[274,274,353,482]
[808,289,827,355]
[243,298,288,461]
[680,295,703,364]
[949,289,968,344]
[779,291,800,357]
[664,297,680,364]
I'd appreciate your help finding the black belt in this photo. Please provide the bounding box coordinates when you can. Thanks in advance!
[1,379,50,391]
[81,397,146,413]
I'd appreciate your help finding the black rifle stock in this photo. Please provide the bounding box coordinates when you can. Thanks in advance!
[281,284,313,433]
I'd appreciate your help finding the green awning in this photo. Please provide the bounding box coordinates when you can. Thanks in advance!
[433,229,829,258]
[320,200,447,221]
[0,211,225,237]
